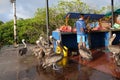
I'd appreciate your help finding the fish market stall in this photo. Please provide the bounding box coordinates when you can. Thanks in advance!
[52,13,120,53]
[52,29,120,51]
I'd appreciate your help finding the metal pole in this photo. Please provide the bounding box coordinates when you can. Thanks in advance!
[46,0,49,46]
[111,0,114,27]
[109,0,114,37]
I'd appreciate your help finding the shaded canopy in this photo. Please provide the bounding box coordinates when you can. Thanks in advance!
[105,8,120,16]
[65,12,105,20]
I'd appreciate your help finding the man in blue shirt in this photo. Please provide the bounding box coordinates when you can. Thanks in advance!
[76,14,89,49]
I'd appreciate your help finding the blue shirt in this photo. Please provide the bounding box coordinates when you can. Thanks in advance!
[75,19,86,35]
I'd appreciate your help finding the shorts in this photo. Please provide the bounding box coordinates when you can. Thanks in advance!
[77,34,85,43]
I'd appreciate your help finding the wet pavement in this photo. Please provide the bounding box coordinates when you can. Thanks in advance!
[0,45,120,80]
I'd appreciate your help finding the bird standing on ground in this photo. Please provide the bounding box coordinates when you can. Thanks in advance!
[40,40,63,70]
[37,36,54,56]
[36,38,47,54]
[34,40,45,59]
[19,39,27,56]
[108,33,120,66]
[79,47,93,60]
[78,37,93,60]
[39,36,49,48]
[42,53,63,70]
[35,36,63,70]
[108,33,120,54]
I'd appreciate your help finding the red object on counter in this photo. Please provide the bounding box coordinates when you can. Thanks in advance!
[59,25,72,32]
[72,27,76,32]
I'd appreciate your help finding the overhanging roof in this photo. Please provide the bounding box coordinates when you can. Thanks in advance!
[65,12,105,20]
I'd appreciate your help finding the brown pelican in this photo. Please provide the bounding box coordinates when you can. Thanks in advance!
[19,39,27,56]
[32,46,44,59]
[49,36,68,55]
[79,47,93,60]
[112,52,120,66]
[34,40,46,59]
[35,37,63,70]
[40,40,63,70]
[108,34,120,66]
[108,33,120,54]
[78,37,93,60]
[35,39,53,58]
[49,35,57,44]
[36,38,47,53]
[41,53,63,70]
[38,36,54,56]
[32,46,41,56]
[31,37,44,58]
[39,36,49,48]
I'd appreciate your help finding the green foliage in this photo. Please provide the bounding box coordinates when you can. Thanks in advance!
[34,8,47,34]
[0,21,4,25]
[17,18,43,44]
[0,21,14,45]
[48,8,65,32]
[58,0,90,13]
